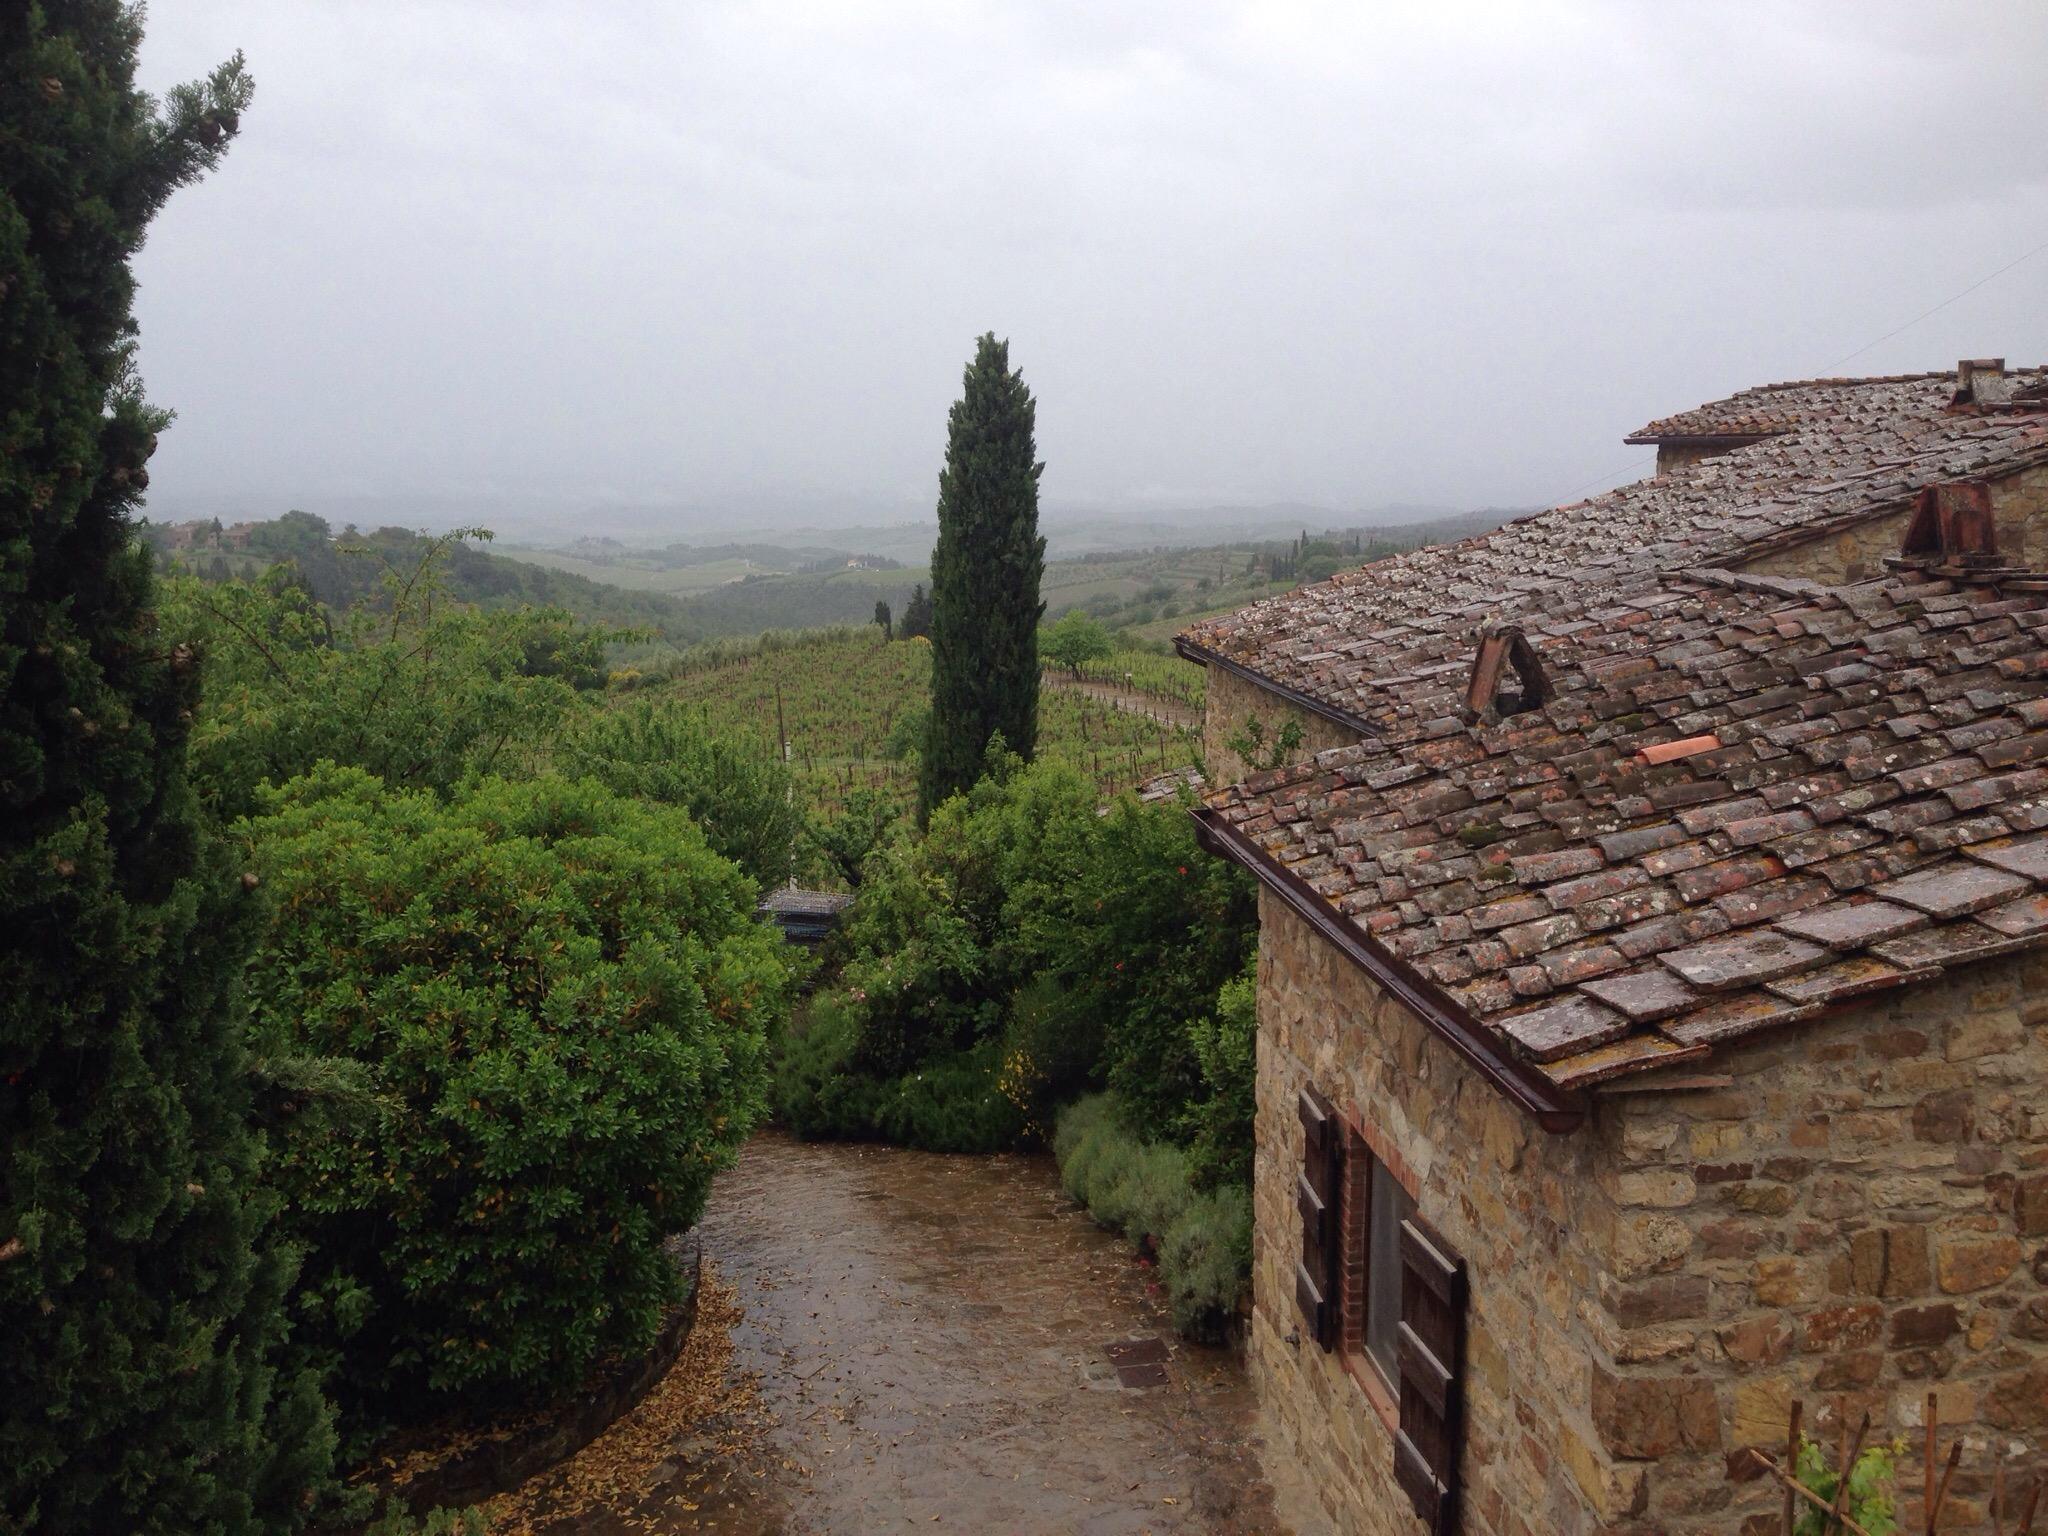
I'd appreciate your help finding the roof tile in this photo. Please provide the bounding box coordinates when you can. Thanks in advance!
[1498,995,1632,1063]
[1867,860,2032,918]
[1658,930,1832,992]
[1966,833,2048,881]
[1776,899,1929,949]
[1190,368,2048,1091]
[1578,965,1701,1023]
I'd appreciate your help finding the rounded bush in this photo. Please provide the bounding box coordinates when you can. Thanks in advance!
[245,766,789,1423]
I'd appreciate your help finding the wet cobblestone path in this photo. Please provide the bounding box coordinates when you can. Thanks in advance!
[598,1131,1298,1535]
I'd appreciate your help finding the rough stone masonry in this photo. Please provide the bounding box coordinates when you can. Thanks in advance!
[1252,889,2047,1535]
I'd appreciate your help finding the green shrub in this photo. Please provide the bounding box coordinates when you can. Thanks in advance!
[772,994,887,1141]
[1159,1185,1253,1339]
[781,752,1256,1177]
[997,977,1105,1142]
[1090,1138,1190,1244]
[1182,957,1257,1190]
[773,1011,1022,1153]
[1052,1095,1250,1341]
[874,1042,1025,1153]
[158,551,591,821]
[246,767,790,1433]
[559,699,803,885]
[1054,1092,1114,1202]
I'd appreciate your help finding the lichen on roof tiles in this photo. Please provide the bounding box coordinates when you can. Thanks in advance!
[1201,568,2048,1084]
[1190,367,2048,1093]
[1179,367,2048,727]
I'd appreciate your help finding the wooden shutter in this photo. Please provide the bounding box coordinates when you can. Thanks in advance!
[1393,1215,1467,1534]
[1293,1084,1340,1350]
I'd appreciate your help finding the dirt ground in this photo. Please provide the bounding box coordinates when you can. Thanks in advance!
[491,1131,1308,1535]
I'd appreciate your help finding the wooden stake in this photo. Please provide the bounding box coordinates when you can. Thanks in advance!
[1746,1450,1879,1536]
[1786,1398,1805,1536]
[1925,1392,1937,1536]
[1828,1412,1871,1533]
[1996,1463,2007,1536]
[1930,1439,1964,1527]
[2017,1474,2043,1536]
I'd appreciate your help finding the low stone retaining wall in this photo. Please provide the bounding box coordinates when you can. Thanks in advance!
[367,1231,704,1519]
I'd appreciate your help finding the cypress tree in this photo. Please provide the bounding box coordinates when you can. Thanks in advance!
[1,9,333,1531]
[899,582,933,640]
[918,333,1045,820]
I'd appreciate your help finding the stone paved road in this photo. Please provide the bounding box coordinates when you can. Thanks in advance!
[590,1131,1304,1535]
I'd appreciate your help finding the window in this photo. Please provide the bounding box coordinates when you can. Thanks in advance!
[1361,1155,1416,1391]
[1321,1109,1470,1536]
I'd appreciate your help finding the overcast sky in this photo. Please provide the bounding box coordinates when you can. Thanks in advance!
[133,1,2048,532]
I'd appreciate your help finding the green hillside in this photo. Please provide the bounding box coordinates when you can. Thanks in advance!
[637,628,1200,817]
[144,513,701,641]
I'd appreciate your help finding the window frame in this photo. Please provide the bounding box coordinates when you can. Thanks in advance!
[1336,1118,1421,1426]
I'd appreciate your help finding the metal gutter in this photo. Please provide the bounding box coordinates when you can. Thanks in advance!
[1172,636,1381,740]
[1618,430,1780,448]
[1190,807,1587,1135]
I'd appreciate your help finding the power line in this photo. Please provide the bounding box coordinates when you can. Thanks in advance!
[1538,230,2048,509]
[1548,454,1657,507]
[1821,231,2048,372]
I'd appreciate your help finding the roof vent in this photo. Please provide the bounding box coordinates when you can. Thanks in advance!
[1464,625,1550,723]
[1898,480,1998,567]
[1954,358,2015,408]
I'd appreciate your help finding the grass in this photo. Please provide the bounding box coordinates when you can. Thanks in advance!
[493,548,774,594]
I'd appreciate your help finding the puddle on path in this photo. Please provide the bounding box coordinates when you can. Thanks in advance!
[574,1129,1294,1535]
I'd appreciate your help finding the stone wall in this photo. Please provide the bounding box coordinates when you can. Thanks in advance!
[1735,461,2048,585]
[1202,664,1364,785]
[1736,509,1912,585]
[1991,461,2048,560]
[1251,892,2048,1535]
[1656,442,1747,476]
[1592,946,2048,1534]
[1251,889,1625,1536]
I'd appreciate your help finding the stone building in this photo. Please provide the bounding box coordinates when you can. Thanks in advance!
[1177,362,2048,1534]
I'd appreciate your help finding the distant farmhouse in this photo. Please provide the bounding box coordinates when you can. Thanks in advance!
[1177,361,2048,1534]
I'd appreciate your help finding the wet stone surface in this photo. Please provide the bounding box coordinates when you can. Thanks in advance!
[586,1131,1293,1535]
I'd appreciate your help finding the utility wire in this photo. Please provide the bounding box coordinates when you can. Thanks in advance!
[1548,455,1657,506]
[1539,230,2048,508]
[1820,232,2048,372]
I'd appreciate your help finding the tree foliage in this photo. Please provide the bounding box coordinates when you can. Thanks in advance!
[246,768,789,1429]
[156,534,595,819]
[805,784,896,888]
[1040,609,1112,679]
[899,583,933,640]
[0,11,335,1530]
[559,698,802,886]
[779,751,1256,1166]
[919,334,1045,821]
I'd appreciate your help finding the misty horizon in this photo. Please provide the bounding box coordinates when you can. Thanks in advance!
[132,3,2048,540]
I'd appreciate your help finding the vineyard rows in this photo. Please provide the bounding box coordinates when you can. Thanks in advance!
[649,629,1202,818]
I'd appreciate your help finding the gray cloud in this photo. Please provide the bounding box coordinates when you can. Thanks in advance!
[133,1,2048,530]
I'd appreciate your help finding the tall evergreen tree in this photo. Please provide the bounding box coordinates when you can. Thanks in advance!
[899,582,933,640]
[919,333,1045,821]
[1,9,333,1531]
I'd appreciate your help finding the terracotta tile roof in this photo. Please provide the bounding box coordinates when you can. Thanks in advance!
[1623,371,1961,442]
[1177,368,2048,726]
[1198,567,2048,1089]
